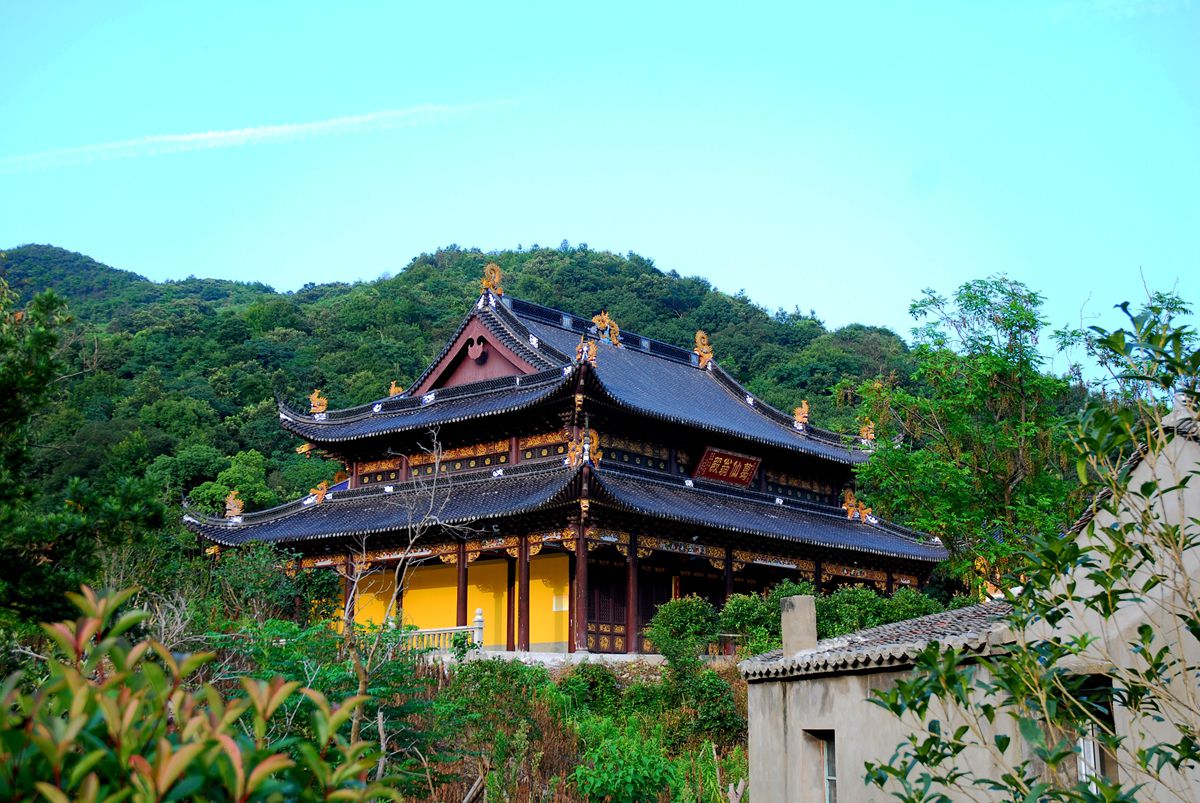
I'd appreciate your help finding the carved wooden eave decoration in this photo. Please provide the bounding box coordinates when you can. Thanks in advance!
[309,389,329,414]
[480,262,504,296]
[295,442,316,458]
[591,310,622,347]
[694,330,714,370]
[566,430,602,468]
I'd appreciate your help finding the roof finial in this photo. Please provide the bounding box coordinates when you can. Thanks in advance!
[310,480,330,505]
[481,262,504,296]
[859,418,876,447]
[694,330,714,370]
[224,489,244,518]
[793,400,810,429]
[575,336,597,366]
[388,380,404,398]
[308,389,328,414]
[591,310,622,347]
[842,489,858,520]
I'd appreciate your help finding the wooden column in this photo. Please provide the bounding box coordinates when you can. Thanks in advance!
[518,535,531,651]
[625,534,639,654]
[724,546,736,656]
[573,524,589,652]
[509,436,519,466]
[506,556,516,651]
[567,555,576,654]
[456,541,468,627]
[724,545,735,602]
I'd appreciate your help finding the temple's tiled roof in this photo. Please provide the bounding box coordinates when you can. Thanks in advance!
[592,464,946,563]
[184,462,580,547]
[278,367,575,443]
[513,306,865,463]
[740,601,1010,681]
[280,292,868,462]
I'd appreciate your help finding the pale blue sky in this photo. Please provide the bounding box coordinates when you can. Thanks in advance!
[2,1,1197,365]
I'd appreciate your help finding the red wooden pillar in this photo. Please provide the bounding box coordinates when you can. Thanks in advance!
[625,534,639,654]
[518,535,531,651]
[456,541,468,627]
[724,546,736,656]
[724,545,734,602]
[506,556,516,651]
[573,525,589,652]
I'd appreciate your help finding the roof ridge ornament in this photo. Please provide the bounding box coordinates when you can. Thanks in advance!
[859,418,876,448]
[841,489,872,522]
[224,489,244,518]
[694,330,714,370]
[591,310,622,347]
[481,262,504,296]
[793,400,810,430]
[310,480,330,505]
[308,389,328,414]
[575,336,597,366]
[389,380,404,398]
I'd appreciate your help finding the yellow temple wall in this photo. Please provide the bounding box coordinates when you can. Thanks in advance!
[398,563,457,631]
[530,553,569,651]
[356,569,399,626]
[350,552,571,652]
[467,559,508,650]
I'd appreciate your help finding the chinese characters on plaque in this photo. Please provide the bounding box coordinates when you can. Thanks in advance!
[692,448,761,488]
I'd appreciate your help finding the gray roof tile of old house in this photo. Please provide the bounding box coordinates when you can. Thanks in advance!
[740,600,1010,681]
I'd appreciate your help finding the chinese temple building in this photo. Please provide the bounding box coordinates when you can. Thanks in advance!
[185,265,947,653]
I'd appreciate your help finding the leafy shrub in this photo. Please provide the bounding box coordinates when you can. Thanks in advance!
[559,661,623,717]
[0,586,394,801]
[572,722,675,802]
[687,669,745,746]
[645,595,718,688]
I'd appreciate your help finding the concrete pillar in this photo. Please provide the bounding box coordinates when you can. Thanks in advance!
[781,594,817,655]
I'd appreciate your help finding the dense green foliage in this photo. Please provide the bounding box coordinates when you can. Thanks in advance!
[867,302,1200,801]
[1,587,396,802]
[853,278,1084,585]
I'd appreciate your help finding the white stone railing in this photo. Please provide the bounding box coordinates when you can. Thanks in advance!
[400,608,484,653]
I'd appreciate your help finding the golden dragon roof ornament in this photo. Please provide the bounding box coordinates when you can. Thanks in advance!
[224,489,244,518]
[308,389,328,414]
[793,399,810,428]
[591,310,621,347]
[694,330,714,370]
[575,337,597,366]
[481,262,504,296]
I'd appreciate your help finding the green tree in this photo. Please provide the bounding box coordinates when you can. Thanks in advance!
[854,277,1078,586]
[867,300,1200,801]
[0,282,162,627]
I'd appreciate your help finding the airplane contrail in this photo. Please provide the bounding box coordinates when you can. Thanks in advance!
[0,101,507,174]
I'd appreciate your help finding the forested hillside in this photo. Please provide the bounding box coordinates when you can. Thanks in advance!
[4,241,1158,799]
[2,243,912,513]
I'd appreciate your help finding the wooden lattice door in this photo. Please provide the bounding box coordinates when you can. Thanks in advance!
[586,564,627,653]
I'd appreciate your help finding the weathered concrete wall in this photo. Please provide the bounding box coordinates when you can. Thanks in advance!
[749,668,1014,803]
